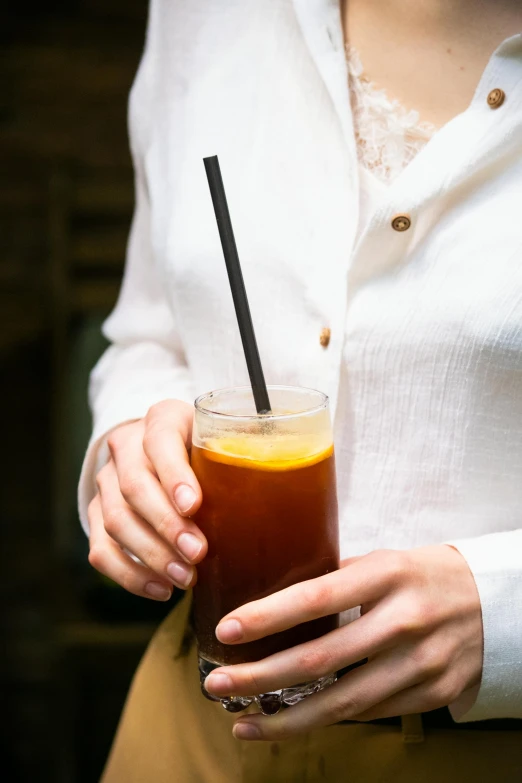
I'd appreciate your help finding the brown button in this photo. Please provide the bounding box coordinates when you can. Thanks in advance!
[487,88,505,109]
[391,214,411,232]
[319,327,331,348]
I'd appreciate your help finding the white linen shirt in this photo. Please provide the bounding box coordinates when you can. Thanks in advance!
[79,0,522,722]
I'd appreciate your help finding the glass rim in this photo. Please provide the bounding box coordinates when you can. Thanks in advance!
[194,385,329,421]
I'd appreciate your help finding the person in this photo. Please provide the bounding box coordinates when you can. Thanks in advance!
[79,1,522,780]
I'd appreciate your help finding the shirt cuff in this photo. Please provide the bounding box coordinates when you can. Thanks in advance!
[445,530,522,721]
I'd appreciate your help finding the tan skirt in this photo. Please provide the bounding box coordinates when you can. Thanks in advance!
[102,593,522,783]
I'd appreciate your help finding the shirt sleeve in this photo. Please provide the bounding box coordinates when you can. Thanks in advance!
[77,5,194,535]
[446,529,522,721]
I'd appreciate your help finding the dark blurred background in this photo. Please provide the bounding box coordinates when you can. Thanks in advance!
[1,2,173,780]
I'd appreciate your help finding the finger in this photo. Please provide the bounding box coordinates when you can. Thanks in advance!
[352,675,456,722]
[340,555,363,568]
[106,430,207,564]
[215,550,407,644]
[231,650,419,741]
[97,461,196,590]
[206,610,393,697]
[142,400,202,516]
[87,495,173,601]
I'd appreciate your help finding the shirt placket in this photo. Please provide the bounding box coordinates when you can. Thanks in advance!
[347,33,522,291]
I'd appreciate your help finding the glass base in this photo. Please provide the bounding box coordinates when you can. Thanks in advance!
[198,655,337,715]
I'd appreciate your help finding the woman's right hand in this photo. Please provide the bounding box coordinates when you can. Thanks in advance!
[87,400,207,601]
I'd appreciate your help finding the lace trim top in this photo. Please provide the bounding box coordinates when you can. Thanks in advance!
[346,45,438,184]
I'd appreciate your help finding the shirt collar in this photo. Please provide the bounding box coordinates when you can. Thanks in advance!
[291,0,355,152]
[292,3,522,136]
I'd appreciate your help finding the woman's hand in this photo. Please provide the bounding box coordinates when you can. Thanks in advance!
[87,400,207,601]
[204,545,483,740]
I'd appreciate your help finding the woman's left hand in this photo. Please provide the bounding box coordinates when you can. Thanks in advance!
[204,545,483,740]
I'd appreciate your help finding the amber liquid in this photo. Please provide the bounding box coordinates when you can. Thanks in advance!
[191,443,340,665]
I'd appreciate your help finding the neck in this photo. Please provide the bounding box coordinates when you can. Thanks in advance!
[343,0,522,43]
[341,0,522,126]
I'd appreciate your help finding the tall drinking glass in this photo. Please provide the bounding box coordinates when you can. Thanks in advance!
[191,386,340,714]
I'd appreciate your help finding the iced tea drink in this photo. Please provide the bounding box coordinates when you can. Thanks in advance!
[191,386,340,713]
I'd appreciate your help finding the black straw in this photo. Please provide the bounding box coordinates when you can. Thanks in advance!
[203,155,271,414]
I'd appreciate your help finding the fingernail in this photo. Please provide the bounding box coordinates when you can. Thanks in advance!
[145,582,172,600]
[177,532,203,562]
[233,721,261,741]
[167,561,193,588]
[174,484,197,514]
[205,672,233,695]
[216,619,243,643]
